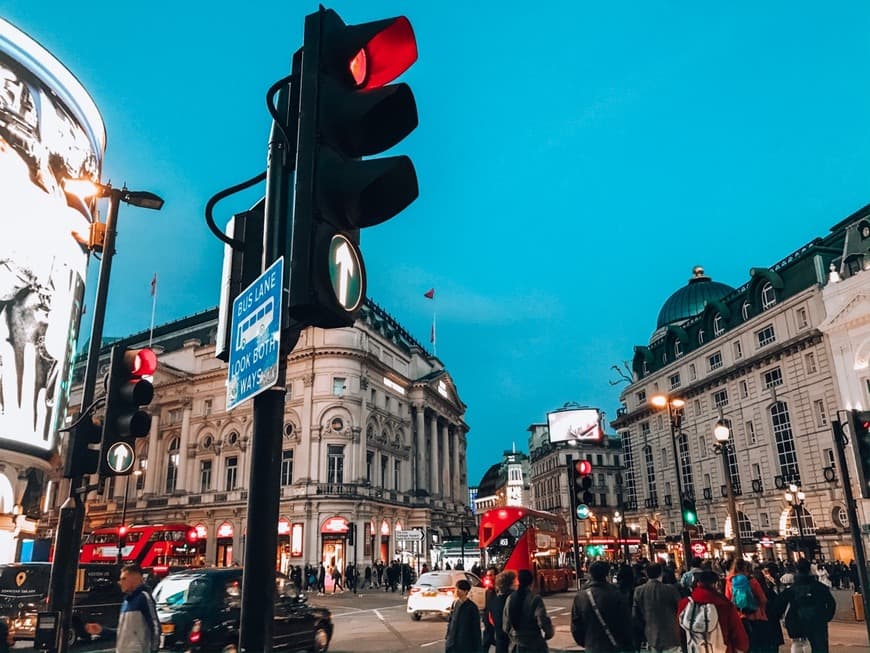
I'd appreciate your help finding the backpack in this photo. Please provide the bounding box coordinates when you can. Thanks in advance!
[680,599,726,653]
[784,584,827,637]
[730,574,758,614]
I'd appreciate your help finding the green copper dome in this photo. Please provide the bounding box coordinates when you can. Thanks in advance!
[656,267,735,329]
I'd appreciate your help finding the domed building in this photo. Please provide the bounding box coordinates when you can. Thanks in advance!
[612,211,866,566]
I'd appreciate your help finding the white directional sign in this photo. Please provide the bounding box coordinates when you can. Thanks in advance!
[106,442,134,475]
[395,529,424,542]
[227,257,283,410]
[328,235,364,312]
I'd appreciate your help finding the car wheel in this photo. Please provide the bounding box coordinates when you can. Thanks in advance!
[410,611,422,621]
[66,621,80,648]
[312,626,330,653]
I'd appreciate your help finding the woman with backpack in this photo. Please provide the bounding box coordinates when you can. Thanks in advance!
[725,559,769,651]
[678,570,749,653]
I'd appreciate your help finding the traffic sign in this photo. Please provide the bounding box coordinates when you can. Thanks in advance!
[576,504,590,520]
[395,529,424,542]
[328,235,363,312]
[105,442,134,475]
[227,257,283,410]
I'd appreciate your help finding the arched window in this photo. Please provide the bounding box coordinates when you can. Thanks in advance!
[713,313,725,337]
[788,505,817,536]
[674,340,683,359]
[735,510,753,540]
[697,328,705,345]
[770,402,801,484]
[166,436,180,494]
[678,434,695,499]
[761,282,777,310]
[741,300,751,321]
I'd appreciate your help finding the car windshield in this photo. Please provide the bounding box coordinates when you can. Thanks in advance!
[153,576,210,606]
[414,573,453,587]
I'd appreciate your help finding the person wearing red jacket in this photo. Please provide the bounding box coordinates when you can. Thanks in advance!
[678,570,749,653]
[726,559,772,651]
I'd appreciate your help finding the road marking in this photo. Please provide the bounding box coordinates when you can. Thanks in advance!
[421,641,441,647]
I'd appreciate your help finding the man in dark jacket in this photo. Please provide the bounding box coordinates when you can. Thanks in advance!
[445,579,481,653]
[571,561,633,653]
[633,563,681,652]
[780,558,836,653]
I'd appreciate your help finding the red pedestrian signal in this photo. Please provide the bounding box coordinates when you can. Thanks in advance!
[572,459,594,507]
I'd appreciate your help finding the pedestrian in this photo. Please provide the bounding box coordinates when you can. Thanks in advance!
[84,563,160,653]
[487,570,516,653]
[401,563,412,595]
[445,579,481,653]
[376,560,384,587]
[571,561,633,653]
[481,567,499,652]
[725,558,768,652]
[633,562,682,653]
[0,613,14,653]
[678,569,748,653]
[364,565,372,589]
[318,563,326,594]
[332,566,343,593]
[504,569,554,653]
[779,558,836,653]
[680,556,705,594]
[752,563,785,653]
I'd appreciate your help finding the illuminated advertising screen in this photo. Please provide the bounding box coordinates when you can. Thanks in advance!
[546,408,603,443]
[0,19,105,459]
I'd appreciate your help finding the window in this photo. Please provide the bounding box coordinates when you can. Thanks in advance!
[394,460,401,489]
[225,456,238,491]
[203,399,212,416]
[327,445,344,484]
[763,368,783,388]
[636,390,646,403]
[740,380,749,399]
[381,454,388,487]
[333,377,347,395]
[596,454,604,466]
[669,373,681,390]
[760,512,770,528]
[689,363,697,381]
[796,307,809,329]
[725,440,741,494]
[708,351,723,371]
[644,446,657,505]
[165,437,180,493]
[698,329,705,345]
[733,340,743,359]
[752,463,761,480]
[824,448,835,468]
[709,516,718,530]
[761,282,777,310]
[814,399,828,427]
[640,422,650,437]
[805,351,818,374]
[757,325,776,347]
[741,300,751,321]
[771,402,801,484]
[678,434,695,498]
[694,399,702,416]
[199,460,212,493]
[281,449,294,486]
[697,436,706,458]
[661,447,668,466]
[746,420,757,445]
[366,451,374,483]
[674,340,683,359]
[168,408,183,424]
[656,415,664,431]
[713,389,729,408]
[713,313,725,337]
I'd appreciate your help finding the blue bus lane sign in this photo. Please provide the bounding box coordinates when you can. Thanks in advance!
[227,257,283,410]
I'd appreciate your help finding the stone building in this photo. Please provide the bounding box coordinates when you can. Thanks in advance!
[40,300,470,574]
[611,206,870,563]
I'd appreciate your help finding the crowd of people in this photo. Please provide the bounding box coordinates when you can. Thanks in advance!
[288,559,421,594]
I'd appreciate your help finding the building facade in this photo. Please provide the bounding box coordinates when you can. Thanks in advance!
[41,300,471,575]
[612,208,870,564]
[473,450,531,514]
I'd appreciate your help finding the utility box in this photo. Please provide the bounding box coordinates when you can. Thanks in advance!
[853,593,865,621]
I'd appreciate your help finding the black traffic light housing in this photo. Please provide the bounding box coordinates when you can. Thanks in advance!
[681,497,698,526]
[851,409,870,499]
[62,412,102,478]
[98,346,157,477]
[348,523,356,546]
[572,459,594,508]
[288,7,419,328]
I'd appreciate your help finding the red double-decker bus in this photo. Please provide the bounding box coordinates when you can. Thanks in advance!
[478,507,574,593]
[80,523,204,574]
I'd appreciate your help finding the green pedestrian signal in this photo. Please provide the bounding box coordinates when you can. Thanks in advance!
[576,504,590,520]
[681,498,698,525]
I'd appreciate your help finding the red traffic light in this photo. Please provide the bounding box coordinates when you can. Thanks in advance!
[575,460,592,475]
[347,16,417,89]
[118,525,128,537]
[126,348,158,376]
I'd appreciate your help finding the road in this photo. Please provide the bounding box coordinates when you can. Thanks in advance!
[11,585,870,652]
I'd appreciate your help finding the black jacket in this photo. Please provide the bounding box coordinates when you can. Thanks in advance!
[446,598,481,653]
[781,572,836,639]
[571,580,633,653]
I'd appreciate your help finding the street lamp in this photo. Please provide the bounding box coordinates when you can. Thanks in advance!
[713,420,744,560]
[784,483,807,559]
[649,394,692,568]
[613,512,626,563]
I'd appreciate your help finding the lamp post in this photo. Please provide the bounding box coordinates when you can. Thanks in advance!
[650,394,692,568]
[49,179,163,653]
[784,483,806,559]
[713,420,744,561]
[613,512,624,563]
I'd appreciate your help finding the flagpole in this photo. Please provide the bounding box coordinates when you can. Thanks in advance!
[148,274,157,347]
[432,310,437,357]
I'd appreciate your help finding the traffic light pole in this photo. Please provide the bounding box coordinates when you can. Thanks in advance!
[565,456,583,590]
[48,189,121,653]
[667,418,693,570]
[833,416,870,644]
[238,54,301,653]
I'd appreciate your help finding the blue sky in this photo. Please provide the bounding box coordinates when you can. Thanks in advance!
[7,2,870,485]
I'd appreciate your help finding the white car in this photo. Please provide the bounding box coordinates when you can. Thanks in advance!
[406,571,486,620]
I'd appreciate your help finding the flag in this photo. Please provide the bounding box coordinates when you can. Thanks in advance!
[150,273,158,297]
[423,288,435,299]
[647,520,658,541]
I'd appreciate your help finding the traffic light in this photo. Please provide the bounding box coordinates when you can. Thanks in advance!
[118,525,128,550]
[98,346,157,477]
[572,459,594,508]
[851,409,870,499]
[681,497,698,525]
[348,523,355,546]
[62,413,102,478]
[289,7,419,328]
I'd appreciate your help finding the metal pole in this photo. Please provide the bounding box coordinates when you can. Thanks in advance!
[668,410,692,570]
[239,52,301,653]
[833,417,870,643]
[721,443,744,560]
[48,188,121,653]
[118,474,130,564]
[566,455,583,589]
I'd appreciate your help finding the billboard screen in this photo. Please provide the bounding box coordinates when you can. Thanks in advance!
[547,408,603,443]
[0,19,105,460]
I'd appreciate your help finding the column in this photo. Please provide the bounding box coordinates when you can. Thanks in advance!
[441,423,451,501]
[143,414,161,495]
[414,404,426,491]
[176,403,193,492]
[429,414,440,496]
[451,427,461,502]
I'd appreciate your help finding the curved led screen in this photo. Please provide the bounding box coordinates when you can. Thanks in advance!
[0,18,105,460]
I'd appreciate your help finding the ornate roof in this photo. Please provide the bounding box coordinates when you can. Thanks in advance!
[655,267,735,329]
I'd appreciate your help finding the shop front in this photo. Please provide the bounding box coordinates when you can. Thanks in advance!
[216,521,234,567]
[321,516,349,591]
